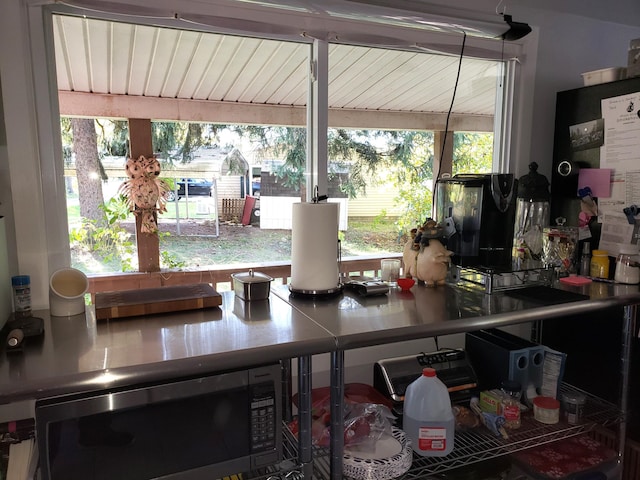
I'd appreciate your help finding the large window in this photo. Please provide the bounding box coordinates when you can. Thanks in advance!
[52,10,511,275]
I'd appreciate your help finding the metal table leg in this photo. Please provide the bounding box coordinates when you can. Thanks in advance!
[618,304,637,466]
[330,349,345,480]
[298,355,314,478]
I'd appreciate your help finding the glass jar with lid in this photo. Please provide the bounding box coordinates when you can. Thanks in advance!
[614,244,640,284]
[542,219,578,276]
[590,249,609,279]
[500,380,522,429]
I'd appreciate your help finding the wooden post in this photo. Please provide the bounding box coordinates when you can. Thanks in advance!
[128,118,160,272]
[434,130,454,180]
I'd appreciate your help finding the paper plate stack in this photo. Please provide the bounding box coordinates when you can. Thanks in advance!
[343,427,413,480]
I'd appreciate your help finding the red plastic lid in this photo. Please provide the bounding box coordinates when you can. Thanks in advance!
[422,367,436,377]
[533,396,560,409]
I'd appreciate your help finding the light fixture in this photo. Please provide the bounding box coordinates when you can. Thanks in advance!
[501,14,532,41]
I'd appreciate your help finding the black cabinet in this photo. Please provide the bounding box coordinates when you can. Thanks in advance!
[550,78,640,442]
[551,77,640,244]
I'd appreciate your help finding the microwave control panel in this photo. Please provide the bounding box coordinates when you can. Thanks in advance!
[250,382,277,453]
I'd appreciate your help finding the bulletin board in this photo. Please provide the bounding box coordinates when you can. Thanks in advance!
[588,91,640,255]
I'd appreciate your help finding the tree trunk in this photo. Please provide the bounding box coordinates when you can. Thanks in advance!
[72,118,104,223]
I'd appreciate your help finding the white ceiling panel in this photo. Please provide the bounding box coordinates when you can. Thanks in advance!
[110,22,136,95]
[53,14,499,125]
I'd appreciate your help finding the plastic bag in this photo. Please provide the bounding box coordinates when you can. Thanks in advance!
[342,402,395,450]
[288,398,395,449]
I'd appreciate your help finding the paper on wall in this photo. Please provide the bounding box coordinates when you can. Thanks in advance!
[598,209,639,256]
[598,171,640,255]
[600,92,640,173]
[577,168,612,198]
[599,93,640,227]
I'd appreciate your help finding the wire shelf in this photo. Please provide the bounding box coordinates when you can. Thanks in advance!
[282,383,622,480]
[451,264,554,294]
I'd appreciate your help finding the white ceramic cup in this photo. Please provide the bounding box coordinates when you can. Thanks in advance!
[49,268,89,317]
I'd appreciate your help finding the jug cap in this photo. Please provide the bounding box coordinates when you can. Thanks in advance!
[517,162,550,201]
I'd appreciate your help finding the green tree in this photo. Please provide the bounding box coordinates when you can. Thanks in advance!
[238,126,492,235]
[152,122,224,164]
[452,132,493,175]
[96,119,129,157]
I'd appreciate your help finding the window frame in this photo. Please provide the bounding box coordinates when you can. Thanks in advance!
[30,1,525,278]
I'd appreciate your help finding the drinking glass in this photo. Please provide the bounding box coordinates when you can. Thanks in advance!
[381,259,401,286]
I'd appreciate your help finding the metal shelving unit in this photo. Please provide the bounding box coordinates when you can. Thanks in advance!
[281,383,622,480]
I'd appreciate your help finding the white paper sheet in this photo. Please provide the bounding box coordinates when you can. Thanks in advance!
[600,92,640,172]
[598,210,639,256]
[598,94,640,242]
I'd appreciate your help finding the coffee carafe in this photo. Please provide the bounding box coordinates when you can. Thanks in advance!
[513,162,550,267]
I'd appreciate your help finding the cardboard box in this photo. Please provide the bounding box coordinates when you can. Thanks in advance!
[581,67,626,86]
[479,389,503,415]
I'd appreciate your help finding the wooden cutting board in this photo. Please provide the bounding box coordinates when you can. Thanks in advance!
[94,283,222,320]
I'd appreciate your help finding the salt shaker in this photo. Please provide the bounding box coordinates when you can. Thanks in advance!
[579,241,591,276]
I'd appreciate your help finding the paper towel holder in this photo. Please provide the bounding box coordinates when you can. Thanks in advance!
[289,190,343,297]
[289,239,343,297]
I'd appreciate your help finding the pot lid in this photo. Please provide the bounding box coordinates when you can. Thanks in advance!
[232,269,273,283]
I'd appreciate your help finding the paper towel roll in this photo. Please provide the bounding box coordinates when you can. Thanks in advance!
[291,202,339,292]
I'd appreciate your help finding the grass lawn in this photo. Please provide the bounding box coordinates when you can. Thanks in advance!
[70,215,407,273]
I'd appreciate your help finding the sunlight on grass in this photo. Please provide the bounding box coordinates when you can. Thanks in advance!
[70,205,402,273]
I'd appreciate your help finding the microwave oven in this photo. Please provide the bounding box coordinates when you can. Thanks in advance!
[35,363,283,480]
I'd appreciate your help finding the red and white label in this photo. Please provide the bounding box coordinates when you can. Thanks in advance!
[417,426,447,451]
[503,404,520,421]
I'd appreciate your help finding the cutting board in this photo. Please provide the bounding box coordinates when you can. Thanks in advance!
[94,283,222,320]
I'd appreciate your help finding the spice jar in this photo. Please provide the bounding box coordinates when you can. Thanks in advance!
[590,250,609,279]
[614,245,640,285]
[560,392,586,425]
[500,380,522,429]
[11,275,32,319]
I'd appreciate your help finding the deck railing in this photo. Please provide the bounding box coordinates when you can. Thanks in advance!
[86,254,402,300]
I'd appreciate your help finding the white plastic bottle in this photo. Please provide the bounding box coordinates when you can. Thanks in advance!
[402,367,455,457]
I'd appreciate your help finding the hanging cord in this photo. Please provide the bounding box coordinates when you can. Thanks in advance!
[432,32,467,210]
[499,37,505,88]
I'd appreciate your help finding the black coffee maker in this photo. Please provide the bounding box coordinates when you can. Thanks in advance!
[435,174,517,268]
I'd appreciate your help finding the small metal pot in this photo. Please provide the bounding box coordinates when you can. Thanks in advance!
[231,269,273,301]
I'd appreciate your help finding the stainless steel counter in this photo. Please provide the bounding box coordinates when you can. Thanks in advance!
[5,281,636,405]
[272,281,640,350]
[0,291,335,404]
[1,280,639,479]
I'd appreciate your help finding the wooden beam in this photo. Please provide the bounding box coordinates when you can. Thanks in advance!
[128,118,160,273]
[434,130,454,180]
[58,91,494,132]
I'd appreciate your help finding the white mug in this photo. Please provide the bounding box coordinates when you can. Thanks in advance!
[49,268,89,317]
